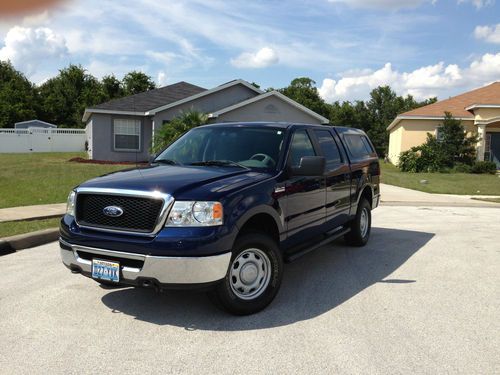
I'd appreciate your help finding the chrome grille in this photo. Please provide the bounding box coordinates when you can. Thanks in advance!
[76,193,164,233]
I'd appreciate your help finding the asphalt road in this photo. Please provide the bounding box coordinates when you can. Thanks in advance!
[1,206,499,374]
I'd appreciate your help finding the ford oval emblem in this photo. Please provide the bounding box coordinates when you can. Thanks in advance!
[103,206,124,217]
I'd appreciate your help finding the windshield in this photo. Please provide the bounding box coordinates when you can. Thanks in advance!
[155,126,286,170]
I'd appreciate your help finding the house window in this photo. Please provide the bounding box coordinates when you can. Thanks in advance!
[114,119,141,151]
[436,126,444,142]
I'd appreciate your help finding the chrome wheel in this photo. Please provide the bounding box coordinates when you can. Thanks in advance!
[229,248,271,300]
[360,207,369,238]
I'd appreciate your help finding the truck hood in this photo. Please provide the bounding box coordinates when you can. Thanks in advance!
[78,165,273,197]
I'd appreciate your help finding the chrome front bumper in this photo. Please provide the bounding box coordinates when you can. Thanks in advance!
[60,239,231,285]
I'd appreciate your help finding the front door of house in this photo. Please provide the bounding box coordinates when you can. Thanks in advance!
[488,133,500,169]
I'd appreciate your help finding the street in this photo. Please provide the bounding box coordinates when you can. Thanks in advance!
[0,205,499,374]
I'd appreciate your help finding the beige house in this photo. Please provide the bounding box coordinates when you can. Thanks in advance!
[387,82,500,168]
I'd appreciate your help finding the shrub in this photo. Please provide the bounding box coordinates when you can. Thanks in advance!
[151,110,208,154]
[398,134,448,173]
[398,149,419,172]
[470,161,497,174]
[452,163,472,173]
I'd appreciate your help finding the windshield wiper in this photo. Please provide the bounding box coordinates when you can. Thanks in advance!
[190,160,250,170]
[153,159,180,166]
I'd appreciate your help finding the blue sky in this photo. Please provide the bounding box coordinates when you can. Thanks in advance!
[0,0,499,102]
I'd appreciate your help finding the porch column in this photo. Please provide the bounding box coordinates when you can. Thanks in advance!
[151,119,155,153]
[476,124,487,161]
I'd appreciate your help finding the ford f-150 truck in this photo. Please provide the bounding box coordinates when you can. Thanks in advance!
[60,122,380,315]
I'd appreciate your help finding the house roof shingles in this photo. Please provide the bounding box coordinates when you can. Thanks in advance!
[89,81,207,113]
[400,81,500,118]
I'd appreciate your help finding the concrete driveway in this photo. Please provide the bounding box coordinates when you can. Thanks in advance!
[0,206,499,374]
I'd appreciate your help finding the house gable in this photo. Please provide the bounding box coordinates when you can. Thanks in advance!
[210,91,329,124]
[147,79,262,115]
[151,81,261,130]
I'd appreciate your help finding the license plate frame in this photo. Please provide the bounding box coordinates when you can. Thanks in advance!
[92,259,120,283]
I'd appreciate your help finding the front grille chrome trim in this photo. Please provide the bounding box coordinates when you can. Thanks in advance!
[74,187,174,237]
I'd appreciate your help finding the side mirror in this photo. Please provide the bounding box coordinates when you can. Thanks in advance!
[292,156,325,176]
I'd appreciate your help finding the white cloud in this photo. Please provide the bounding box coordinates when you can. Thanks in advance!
[457,0,494,8]
[0,26,67,76]
[146,51,178,65]
[318,52,500,102]
[231,47,279,69]
[474,24,500,44]
[467,52,500,80]
[327,0,434,9]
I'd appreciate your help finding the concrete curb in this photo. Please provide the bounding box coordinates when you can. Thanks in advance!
[0,203,66,223]
[0,213,64,223]
[0,228,59,256]
[380,201,500,208]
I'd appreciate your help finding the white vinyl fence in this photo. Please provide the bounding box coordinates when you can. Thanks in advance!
[0,128,86,153]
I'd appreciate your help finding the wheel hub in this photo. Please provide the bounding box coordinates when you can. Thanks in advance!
[240,263,258,284]
[229,248,272,300]
[360,208,369,237]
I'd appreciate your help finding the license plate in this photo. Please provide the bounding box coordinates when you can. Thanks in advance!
[92,259,120,282]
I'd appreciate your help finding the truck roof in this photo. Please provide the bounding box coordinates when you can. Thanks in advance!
[200,122,362,133]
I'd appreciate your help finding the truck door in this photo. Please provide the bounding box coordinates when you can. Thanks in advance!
[312,129,351,229]
[285,129,326,243]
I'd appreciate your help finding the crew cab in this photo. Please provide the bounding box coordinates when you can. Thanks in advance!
[60,122,380,315]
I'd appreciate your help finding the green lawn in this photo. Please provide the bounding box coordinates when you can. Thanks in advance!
[0,218,61,238]
[381,162,500,195]
[0,153,130,209]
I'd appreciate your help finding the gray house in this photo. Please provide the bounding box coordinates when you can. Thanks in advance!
[83,79,329,162]
[15,120,57,129]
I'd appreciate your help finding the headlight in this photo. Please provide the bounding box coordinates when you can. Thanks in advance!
[66,191,76,216]
[166,201,223,227]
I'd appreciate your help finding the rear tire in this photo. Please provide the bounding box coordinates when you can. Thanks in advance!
[210,233,283,315]
[344,198,371,247]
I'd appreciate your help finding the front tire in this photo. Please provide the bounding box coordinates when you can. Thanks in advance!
[344,198,371,247]
[210,233,283,315]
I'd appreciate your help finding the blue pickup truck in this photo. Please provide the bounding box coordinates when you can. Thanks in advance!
[60,122,380,315]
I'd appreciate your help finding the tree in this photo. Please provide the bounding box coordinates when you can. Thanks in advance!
[439,111,479,165]
[151,110,208,154]
[101,74,124,100]
[122,71,156,95]
[279,77,330,118]
[38,64,105,127]
[329,100,371,131]
[346,86,436,156]
[0,61,38,128]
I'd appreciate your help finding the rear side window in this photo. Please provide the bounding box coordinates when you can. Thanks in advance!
[289,130,316,167]
[344,134,373,159]
[361,136,375,153]
[314,130,342,169]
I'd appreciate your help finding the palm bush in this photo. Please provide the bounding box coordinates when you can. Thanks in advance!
[151,110,208,154]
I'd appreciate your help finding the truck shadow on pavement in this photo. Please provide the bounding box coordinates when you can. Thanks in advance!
[101,227,434,330]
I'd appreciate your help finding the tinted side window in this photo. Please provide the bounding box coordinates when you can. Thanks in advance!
[361,136,375,154]
[289,130,316,167]
[314,130,342,169]
[344,134,372,159]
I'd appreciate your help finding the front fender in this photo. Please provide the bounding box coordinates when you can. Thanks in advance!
[223,180,285,245]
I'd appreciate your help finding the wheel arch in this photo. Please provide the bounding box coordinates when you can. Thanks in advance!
[358,184,374,208]
[235,206,284,246]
